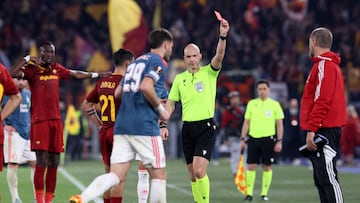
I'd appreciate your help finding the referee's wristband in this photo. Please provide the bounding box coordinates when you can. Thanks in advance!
[159,121,167,128]
[276,139,283,143]
[219,35,227,40]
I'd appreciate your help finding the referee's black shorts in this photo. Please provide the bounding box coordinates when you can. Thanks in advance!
[182,118,216,164]
[247,135,276,165]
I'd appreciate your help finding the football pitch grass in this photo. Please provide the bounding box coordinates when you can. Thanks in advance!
[0,159,359,203]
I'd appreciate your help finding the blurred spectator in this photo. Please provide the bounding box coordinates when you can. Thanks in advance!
[281,98,304,165]
[221,91,244,176]
[340,105,360,166]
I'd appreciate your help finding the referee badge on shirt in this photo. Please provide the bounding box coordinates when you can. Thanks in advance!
[265,110,272,117]
[194,81,204,92]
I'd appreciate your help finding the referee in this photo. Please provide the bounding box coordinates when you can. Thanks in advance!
[239,80,284,201]
[165,18,230,203]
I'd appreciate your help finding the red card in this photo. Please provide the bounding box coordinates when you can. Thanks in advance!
[214,10,223,21]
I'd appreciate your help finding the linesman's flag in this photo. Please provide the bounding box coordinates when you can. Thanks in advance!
[235,154,247,195]
[108,0,148,57]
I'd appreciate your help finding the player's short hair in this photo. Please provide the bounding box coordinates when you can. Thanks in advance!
[148,28,173,49]
[256,80,270,88]
[40,41,55,52]
[310,27,333,49]
[40,41,54,48]
[113,48,134,66]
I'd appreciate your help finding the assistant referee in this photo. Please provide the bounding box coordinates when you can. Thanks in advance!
[239,80,284,202]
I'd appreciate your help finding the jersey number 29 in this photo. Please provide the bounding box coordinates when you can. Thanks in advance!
[123,62,146,93]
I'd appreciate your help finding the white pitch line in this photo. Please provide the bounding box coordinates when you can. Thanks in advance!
[59,166,193,201]
[58,167,103,203]
[167,183,193,196]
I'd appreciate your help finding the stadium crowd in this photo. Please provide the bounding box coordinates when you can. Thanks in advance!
[1,0,360,163]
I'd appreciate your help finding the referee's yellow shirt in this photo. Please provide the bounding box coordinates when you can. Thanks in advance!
[244,98,284,138]
[168,64,220,122]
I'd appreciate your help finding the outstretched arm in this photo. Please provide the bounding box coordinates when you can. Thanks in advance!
[69,70,110,79]
[210,18,230,69]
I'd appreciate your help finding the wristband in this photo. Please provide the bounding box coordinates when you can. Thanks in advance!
[86,109,96,116]
[219,35,227,40]
[159,121,167,128]
[240,137,246,142]
[91,72,99,78]
[24,55,31,63]
[277,139,283,143]
[156,104,165,113]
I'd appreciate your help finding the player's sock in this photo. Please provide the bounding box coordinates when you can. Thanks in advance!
[261,170,273,196]
[110,196,123,203]
[191,181,198,203]
[34,165,46,203]
[137,169,149,203]
[45,166,57,203]
[30,166,36,200]
[81,172,120,202]
[149,179,166,203]
[35,190,45,203]
[7,166,20,202]
[196,174,210,203]
[246,170,256,196]
[45,192,54,203]
[103,197,110,203]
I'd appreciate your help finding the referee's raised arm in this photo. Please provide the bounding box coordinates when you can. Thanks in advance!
[210,18,230,70]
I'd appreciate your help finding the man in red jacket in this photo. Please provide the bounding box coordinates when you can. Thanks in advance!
[300,27,346,203]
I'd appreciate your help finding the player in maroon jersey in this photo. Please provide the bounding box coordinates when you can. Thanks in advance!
[0,63,21,172]
[10,41,109,203]
[82,48,134,203]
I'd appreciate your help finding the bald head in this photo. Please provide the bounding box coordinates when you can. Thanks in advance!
[183,43,202,73]
[184,43,201,56]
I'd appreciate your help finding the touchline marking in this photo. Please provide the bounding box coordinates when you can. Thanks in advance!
[59,167,103,203]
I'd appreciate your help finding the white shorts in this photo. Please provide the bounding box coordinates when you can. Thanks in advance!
[4,129,36,164]
[111,135,166,168]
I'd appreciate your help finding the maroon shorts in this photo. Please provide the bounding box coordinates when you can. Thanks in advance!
[31,120,64,152]
[0,144,3,171]
[99,126,114,166]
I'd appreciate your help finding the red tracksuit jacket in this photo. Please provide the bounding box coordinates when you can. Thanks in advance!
[300,51,346,132]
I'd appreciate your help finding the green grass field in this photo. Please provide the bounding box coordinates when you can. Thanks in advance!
[0,159,359,203]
